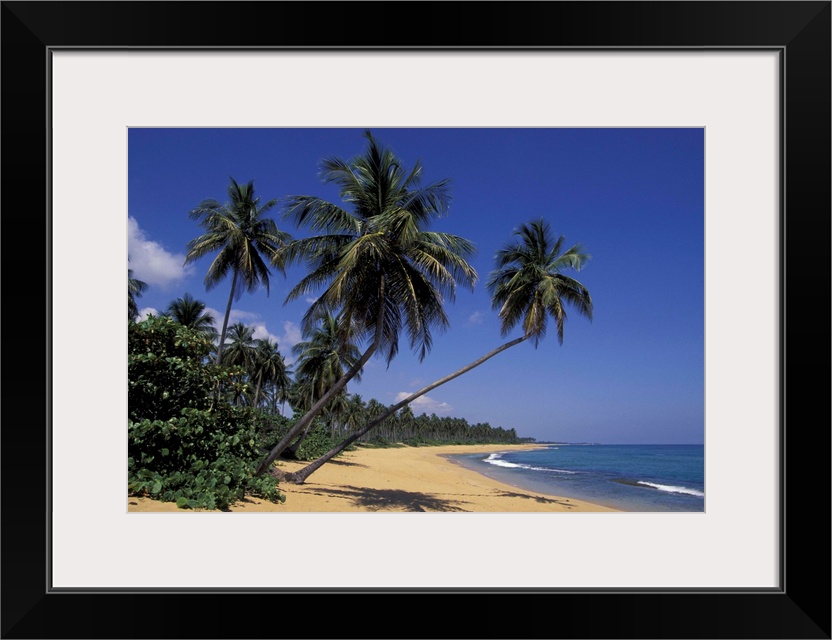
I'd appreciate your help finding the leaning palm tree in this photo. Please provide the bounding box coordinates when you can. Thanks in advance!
[280,218,593,483]
[163,293,218,339]
[128,269,148,322]
[184,177,291,364]
[255,131,477,474]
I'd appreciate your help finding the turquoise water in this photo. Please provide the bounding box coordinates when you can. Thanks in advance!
[447,444,705,512]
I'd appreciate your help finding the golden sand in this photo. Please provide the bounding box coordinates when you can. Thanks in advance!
[127,443,619,513]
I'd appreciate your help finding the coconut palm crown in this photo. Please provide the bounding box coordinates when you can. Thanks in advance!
[184,177,291,363]
[221,322,257,371]
[164,293,218,339]
[280,130,478,364]
[291,312,362,404]
[486,218,593,347]
[250,338,289,410]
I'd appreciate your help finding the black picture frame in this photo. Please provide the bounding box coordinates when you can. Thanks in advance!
[2,2,829,638]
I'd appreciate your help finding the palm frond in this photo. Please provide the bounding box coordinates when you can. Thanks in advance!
[283,131,478,366]
[487,219,592,347]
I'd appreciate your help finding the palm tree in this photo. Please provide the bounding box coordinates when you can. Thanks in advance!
[288,379,315,415]
[283,312,361,455]
[282,218,593,483]
[275,359,293,415]
[322,391,350,440]
[292,312,362,407]
[255,131,477,474]
[398,404,415,440]
[128,269,148,322]
[220,322,257,406]
[221,322,257,370]
[163,293,218,339]
[262,357,293,415]
[361,398,388,443]
[184,177,291,364]
[249,338,288,410]
[342,394,367,436]
[488,218,593,347]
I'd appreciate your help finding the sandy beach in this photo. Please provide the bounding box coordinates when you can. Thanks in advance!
[128,443,619,512]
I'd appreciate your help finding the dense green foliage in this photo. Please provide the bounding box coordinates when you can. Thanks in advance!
[287,423,342,460]
[128,316,285,509]
[256,413,341,461]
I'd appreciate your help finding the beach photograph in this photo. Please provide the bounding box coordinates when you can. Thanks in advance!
[18,6,820,636]
[127,127,704,513]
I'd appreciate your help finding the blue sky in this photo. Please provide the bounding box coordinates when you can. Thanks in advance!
[128,127,704,444]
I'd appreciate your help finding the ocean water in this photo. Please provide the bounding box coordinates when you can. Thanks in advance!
[447,444,705,512]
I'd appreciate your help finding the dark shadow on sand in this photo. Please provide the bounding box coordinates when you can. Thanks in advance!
[490,489,576,508]
[323,458,367,469]
[297,485,468,512]
[277,457,368,469]
[290,485,577,512]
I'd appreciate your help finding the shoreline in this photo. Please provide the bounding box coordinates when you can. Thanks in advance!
[127,443,620,513]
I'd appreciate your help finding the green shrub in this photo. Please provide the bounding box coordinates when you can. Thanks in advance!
[128,316,284,510]
[291,423,339,461]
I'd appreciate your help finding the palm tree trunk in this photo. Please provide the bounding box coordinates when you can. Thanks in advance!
[255,339,377,474]
[255,278,387,476]
[283,335,529,484]
[216,270,238,365]
[253,373,264,409]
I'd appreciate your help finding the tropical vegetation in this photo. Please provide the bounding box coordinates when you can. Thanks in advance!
[127,315,285,510]
[127,131,593,508]
[255,130,478,474]
[184,177,290,364]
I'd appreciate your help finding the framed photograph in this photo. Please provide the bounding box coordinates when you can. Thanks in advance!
[3,2,829,638]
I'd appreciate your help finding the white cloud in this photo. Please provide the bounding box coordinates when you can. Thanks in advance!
[249,322,281,345]
[228,309,259,323]
[128,217,192,289]
[394,392,453,416]
[305,297,318,304]
[466,311,484,325]
[281,320,302,346]
[200,304,278,335]
[280,321,303,364]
